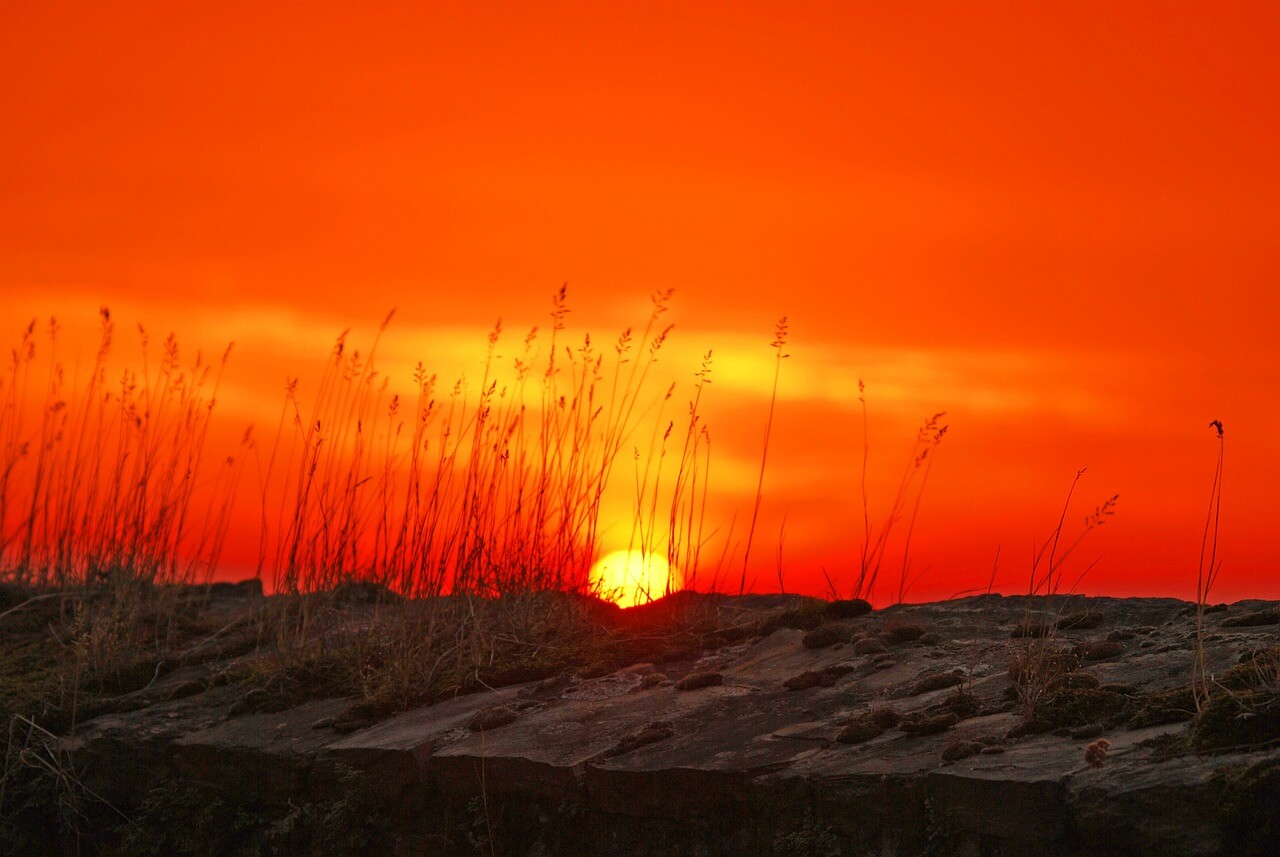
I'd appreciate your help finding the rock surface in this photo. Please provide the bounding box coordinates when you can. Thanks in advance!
[46,594,1280,854]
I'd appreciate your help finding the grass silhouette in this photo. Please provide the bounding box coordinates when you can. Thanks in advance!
[256,288,685,600]
[0,309,243,590]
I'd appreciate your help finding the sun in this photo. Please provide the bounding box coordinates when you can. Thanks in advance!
[590,550,672,608]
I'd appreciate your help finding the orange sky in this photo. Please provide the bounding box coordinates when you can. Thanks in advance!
[2,2,1277,602]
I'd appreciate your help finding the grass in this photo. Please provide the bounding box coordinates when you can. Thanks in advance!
[2,292,958,621]
[0,310,244,591]
[1184,420,1280,751]
[1194,419,1225,713]
[836,381,947,604]
[257,288,686,600]
[739,316,788,596]
[1005,471,1118,724]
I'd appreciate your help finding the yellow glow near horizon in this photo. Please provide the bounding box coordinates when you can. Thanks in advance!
[590,550,672,608]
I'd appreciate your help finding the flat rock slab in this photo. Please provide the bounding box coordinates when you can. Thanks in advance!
[57,594,1280,855]
[174,697,351,804]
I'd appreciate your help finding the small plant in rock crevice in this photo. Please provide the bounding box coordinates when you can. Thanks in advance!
[1010,469,1118,724]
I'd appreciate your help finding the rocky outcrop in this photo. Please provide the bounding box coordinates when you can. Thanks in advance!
[44,595,1280,854]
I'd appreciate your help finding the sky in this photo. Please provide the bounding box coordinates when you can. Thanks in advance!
[2,1,1276,603]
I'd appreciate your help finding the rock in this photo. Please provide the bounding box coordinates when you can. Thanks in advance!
[172,697,350,806]
[34,593,1280,856]
[604,720,674,758]
[1074,640,1126,661]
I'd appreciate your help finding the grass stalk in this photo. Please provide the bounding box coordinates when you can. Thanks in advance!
[739,317,788,596]
[1193,419,1225,713]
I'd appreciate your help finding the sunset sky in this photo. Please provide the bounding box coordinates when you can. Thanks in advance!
[2,2,1276,603]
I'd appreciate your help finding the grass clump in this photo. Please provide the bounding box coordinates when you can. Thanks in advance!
[783,664,854,691]
[1007,648,1080,715]
[1220,609,1280,628]
[1215,759,1280,854]
[824,598,872,620]
[1191,691,1280,752]
[1037,687,1128,731]
[674,671,722,691]
[851,637,887,656]
[468,705,521,732]
[835,705,900,745]
[1124,686,1196,729]
[758,600,828,633]
[908,670,964,696]
[1055,612,1103,631]
[802,622,855,649]
[882,617,925,644]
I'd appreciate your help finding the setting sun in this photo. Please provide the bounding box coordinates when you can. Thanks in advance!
[590,550,673,608]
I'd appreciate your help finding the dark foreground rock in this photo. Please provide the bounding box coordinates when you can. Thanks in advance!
[12,594,1280,855]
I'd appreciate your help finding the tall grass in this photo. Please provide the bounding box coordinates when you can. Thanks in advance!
[621,344,714,603]
[3,294,952,610]
[666,349,714,592]
[1026,468,1118,598]
[0,309,244,589]
[257,288,689,599]
[845,383,948,603]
